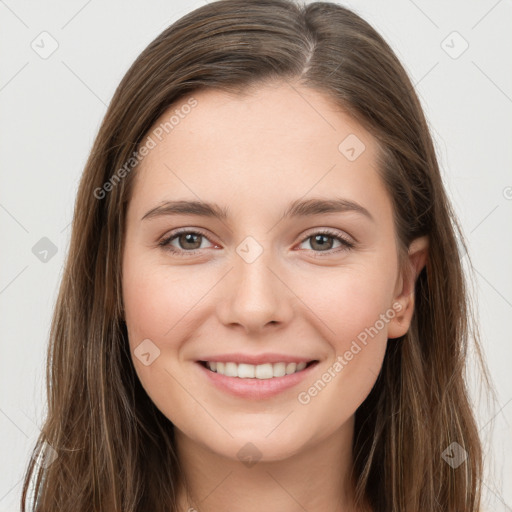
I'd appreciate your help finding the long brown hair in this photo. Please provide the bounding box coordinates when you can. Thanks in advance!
[21,1,493,510]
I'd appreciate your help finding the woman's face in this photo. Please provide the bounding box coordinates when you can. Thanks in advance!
[122,81,418,461]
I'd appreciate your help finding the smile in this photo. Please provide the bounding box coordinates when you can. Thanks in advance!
[196,358,320,400]
[202,361,314,379]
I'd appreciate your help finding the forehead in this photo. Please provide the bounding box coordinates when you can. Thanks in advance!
[130,81,391,221]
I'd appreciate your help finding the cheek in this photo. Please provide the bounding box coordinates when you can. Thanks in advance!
[122,261,199,426]
[291,265,394,418]
[123,261,205,343]
[302,264,396,350]
[122,259,221,421]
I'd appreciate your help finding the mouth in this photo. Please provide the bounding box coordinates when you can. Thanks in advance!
[196,358,320,400]
[198,360,318,379]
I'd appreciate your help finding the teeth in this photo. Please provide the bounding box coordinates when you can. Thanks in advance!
[224,362,238,377]
[273,362,286,377]
[237,363,255,378]
[205,361,311,378]
[255,363,273,379]
[285,362,297,374]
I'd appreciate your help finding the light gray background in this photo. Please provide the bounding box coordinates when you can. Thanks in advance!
[1,0,511,510]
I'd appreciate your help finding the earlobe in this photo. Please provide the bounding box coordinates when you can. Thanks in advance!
[388,236,429,339]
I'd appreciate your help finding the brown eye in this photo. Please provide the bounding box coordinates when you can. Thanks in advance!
[309,234,335,251]
[177,232,203,250]
[298,230,354,255]
[159,229,216,255]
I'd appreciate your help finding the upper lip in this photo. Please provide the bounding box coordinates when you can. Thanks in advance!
[197,353,317,365]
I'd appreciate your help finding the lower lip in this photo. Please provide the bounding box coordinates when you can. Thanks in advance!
[196,361,319,400]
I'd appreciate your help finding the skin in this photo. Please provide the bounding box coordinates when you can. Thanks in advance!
[121,80,428,512]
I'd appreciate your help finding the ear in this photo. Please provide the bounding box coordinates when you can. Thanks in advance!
[387,236,429,339]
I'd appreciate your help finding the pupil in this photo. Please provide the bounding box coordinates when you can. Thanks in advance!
[313,234,332,251]
[181,233,200,249]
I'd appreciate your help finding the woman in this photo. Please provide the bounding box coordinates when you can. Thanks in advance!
[21,0,492,510]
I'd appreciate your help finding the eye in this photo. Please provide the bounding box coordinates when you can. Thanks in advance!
[158,229,217,255]
[158,228,355,257]
[297,229,354,255]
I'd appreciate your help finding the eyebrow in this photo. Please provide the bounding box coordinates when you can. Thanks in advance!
[141,197,374,223]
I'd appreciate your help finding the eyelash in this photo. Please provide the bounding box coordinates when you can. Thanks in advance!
[158,228,355,258]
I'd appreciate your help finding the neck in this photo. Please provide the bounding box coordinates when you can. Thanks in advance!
[175,415,366,512]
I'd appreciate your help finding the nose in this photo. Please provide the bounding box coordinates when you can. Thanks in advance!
[217,248,294,335]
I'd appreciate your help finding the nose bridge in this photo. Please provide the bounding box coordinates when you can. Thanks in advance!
[218,236,293,332]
